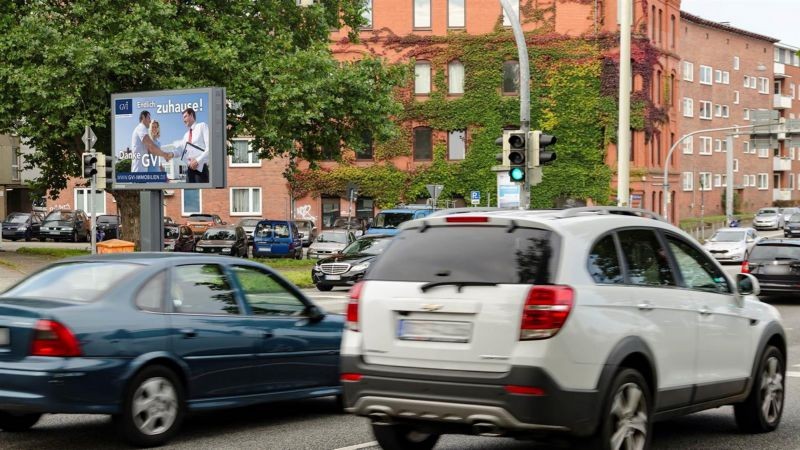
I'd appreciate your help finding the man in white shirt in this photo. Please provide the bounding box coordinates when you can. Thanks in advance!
[130,111,173,173]
[180,108,210,183]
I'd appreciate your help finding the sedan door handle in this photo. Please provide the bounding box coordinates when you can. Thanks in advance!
[180,328,197,338]
[637,302,654,311]
[698,307,712,316]
[262,330,274,339]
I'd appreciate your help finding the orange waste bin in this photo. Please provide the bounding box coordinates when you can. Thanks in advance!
[96,239,135,254]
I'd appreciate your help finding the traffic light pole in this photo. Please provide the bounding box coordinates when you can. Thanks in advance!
[86,126,97,255]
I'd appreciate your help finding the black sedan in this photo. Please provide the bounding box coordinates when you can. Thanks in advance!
[1,212,41,241]
[311,234,393,291]
[784,213,800,237]
[743,238,800,299]
[195,225,248,257]
[96,215,120,240]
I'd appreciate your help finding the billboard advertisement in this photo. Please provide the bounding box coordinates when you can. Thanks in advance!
[111,87,227,189]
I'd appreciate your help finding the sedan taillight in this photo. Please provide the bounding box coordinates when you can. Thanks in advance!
[30,320,81,357]
[741,260,750,273]
[520,286,574,340]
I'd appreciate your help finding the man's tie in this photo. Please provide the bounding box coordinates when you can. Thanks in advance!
[188,127,193,144]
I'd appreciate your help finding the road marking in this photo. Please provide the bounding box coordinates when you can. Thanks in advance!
[786,371,800,378]
[792,364,800,368]
[333,442,378,450]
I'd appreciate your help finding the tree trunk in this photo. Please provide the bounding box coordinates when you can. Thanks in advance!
[112,190,142,250]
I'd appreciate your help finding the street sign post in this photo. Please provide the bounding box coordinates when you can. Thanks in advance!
[426,184,443,208]
[470,190,481,206]
[84,126,97,255]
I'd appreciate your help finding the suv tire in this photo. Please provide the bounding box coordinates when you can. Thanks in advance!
[735,345,785,433]
[589,368,652,450]
[371,423,440,450]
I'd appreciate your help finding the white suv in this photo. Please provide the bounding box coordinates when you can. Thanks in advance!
[340,207,786,450]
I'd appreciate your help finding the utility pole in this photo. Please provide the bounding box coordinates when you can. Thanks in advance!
[617,0,632,207]
[725,134,734,223]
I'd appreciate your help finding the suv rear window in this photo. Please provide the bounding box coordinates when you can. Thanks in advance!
[366,225,557,284]
[749,244,800,261]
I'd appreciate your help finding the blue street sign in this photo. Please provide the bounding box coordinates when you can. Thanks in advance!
[471,191,481,201]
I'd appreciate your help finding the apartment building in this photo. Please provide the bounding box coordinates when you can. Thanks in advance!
[677,12,778,220]
[773,43,800,203]
[0,135,41,218]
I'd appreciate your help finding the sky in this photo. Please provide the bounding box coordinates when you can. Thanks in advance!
[681,0,800,46]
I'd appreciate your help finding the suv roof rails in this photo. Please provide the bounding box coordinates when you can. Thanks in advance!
[558,206,667,222]
[427,207,512,217]
[391,204,435,210]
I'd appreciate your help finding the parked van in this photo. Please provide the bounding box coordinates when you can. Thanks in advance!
[252,220,303,258]
[365,205,435,236]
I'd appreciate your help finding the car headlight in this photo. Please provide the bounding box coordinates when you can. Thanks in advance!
[222,248,231,252]
[352,262,370,272]
[312,265,321,272]
[195,246,203,251]
[41,227,49,231]
[17,226,26,231]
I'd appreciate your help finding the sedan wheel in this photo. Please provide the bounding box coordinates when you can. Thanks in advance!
[0,411,41,431]
[116,366,184,447]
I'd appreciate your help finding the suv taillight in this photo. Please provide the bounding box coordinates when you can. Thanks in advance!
[520,286,574,340]
[30,320,81,357]
[741,260,750,273]
[346,281,364,331]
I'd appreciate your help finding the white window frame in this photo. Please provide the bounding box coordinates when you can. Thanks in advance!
[699,65,713,85]
[413,0,431,28]
[743,175,750,187]
[743,141,750,154]
[722,105,729,118]
[790,173,795,190]
[791,147,796,160]
[699,100,712,120]
[713,174,722,187]
[447,0,465,28]
[682,61,694,81]
[714,69,723,83]
[683,98,694,117]
[714,104,722,117]
[744,75,750,87]
[733,56,740,70]
[181,189,202,216]
[699,172,712,191]
[757,173,768,190]
[749,76,758,89]
[750,174,757,187]
[447,60,464,94]
[714,139,723,152]
[798,173,800,190]
[791,83,796,99]
[229,187,262,216]
[447,130,466,160]
[361,0,373,28]
[682,172,694,191]
[734,90,740,104]
[722,71,730,84]
[74,188,106,215]
[744,108,750,120]
[682,136,694,154]
[699,136,713,155]
[228,139,261,167]
[759,77,769,94]
[414,61,431,95]
[758,147,769,158]
[502,0,520,26]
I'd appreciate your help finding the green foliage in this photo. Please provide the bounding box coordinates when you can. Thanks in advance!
[17,247,90,258]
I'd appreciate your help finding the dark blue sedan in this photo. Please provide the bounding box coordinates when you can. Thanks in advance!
[0,253,344,446]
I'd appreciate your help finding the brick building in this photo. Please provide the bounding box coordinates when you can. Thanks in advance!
[773,42,800,203]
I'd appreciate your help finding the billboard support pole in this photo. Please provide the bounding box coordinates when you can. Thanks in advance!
[140,190,164,252]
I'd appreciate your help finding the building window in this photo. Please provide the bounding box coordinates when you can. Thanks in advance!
[321,197,340,229]
[682,172,693,191]
[714,69,723,83]
[790,173,795,190]
[722,71,730,84]
[733,56,740,70]
[682,97,694,117]
[448,0,465,28]
[230,187,262,216]
[734,90,740,104]
[502,0,519,26]
[356,131,374,160]
[744,108,750,120]
[758,147,769,158]
[749,76,758,89]
[714,104,722,117]
[448,60,464,94]
[413,127,433,160]
[682,136,693,154]
[11,148,21,182]
[699,136,712,155]
[759,77,769,93]
[713,174,722,187]
[356,197,374,221]
[74,188,105,215]
[699,172,712,191]
[699,65,712,84]
[413,0,431,28]
[743,141,750,154]
[321,145,339,161]
[791,147,796,160]
[361,0,372,28]
[670,15,676,48]
[502,60,519,94]
[448,130,466,160]
[791,83,796,99]
[758,173,768,190]
[414,61,431,95]
[714,139,723,152]
[699,100,712,120]
[229,139,260,167]
[182,189,202,215]
[682,61,694,81]
[734,158,739,172]
[722,105,729,118]
[749,174,757,187]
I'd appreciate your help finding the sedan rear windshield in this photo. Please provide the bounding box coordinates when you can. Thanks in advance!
[203,229,236,240]
[749,244,800,261]
[366,225,557,284]
[373,212,414,229]
[164,227,180,239]
[1,262,143,302]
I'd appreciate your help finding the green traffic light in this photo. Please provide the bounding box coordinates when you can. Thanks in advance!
[509,167,525,182]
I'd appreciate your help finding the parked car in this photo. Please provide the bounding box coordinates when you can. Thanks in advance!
[702,227,759,263]
[295,219,318,247]
[186,213,225,236]
[40,209,90,242]
[164,225,196,252]
[342,207,784,449]
[0,254,343,446]
[780,207,800,224]
[784,213,800,237]
[96,215,120,240]
[252,220,303,259]
[312,234,393,291]
[332,217,367,236]
[1,212,42,242]
[307,229,356,259]
[237,217,263,244]
[365,205,435,236]
[742,238,800,299]
[195,225,248,258]
[164,216,177,226]
[753,207,784,230]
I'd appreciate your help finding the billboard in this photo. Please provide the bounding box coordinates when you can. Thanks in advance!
[111,87,227,189]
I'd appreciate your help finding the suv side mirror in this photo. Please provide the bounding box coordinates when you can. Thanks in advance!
[736,273,760,297]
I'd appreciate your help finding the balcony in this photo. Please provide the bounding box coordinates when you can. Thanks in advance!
[775,62,788,79]
[773,188,792,202]
[774,156,792,172]
[774,94,792,109]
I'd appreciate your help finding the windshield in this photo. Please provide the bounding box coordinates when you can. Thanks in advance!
[189,215,214,222]
[316,232,349,244]
[783,208,799,215]
[164,227,180,239]
[342,238,392,256]
[4,213,30,224]
[97,216,118,224]
[758,209,778,215]
[789,214,800,223]
[1,262,142,302]
[202,229,236,240]
[749,245,800,261]
[373,212,414,229]
[255,223,290,238]
[44,211,74,222]
[710,231,746,242]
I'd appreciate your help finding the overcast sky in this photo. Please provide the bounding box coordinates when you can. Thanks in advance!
[681,0,800,47]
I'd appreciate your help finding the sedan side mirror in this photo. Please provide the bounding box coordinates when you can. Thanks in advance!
[306,305,326,322]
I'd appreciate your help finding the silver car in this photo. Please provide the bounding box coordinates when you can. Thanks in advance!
[703,227,759,262]
[780,207,800,225]
[753,208,783,230]
[307,229,356,259]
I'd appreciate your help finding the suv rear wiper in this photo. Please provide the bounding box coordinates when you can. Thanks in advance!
[420,281,498,293]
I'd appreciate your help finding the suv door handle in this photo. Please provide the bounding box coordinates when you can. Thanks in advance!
[180,328,197,338]
[637,302,654,311]
[698,307,712,316]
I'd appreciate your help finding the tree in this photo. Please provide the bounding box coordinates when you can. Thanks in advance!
[0,0,404,247]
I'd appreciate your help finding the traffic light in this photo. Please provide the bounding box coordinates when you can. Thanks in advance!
[495,134,510,166]
[96,155,113,189]
[82,152,98,179]
[529,130,557,167]
[506,130,527,182]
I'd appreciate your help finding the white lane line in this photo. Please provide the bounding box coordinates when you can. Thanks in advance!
[333,442,378,450]
[792,364,800,368]
[786,371,800,378]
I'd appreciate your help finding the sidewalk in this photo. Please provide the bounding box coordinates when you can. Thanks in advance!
[0,251,56,291]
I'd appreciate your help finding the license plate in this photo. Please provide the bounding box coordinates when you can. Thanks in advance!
[398,320,472,343]
[0,328,9,346]
[326,275,341,280]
